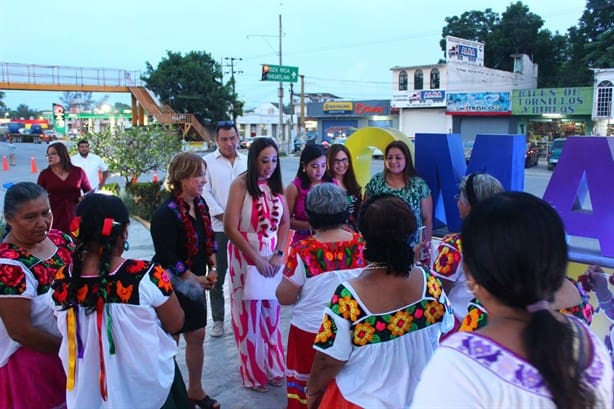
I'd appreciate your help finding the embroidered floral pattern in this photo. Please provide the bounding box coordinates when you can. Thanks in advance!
[168,195,216,270]
[52,260,173,307]
[460,277,595,332]
[433,233,462,278]
[0,230,73,295]
[314,314,336,348]
[283,234,366,279]
[446,331,606,397]
[150,265,173,295]
[315,271,449,349]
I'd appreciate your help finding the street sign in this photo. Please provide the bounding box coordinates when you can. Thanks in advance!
[261,64,299,83]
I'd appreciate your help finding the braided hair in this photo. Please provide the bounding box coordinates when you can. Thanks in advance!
[69,194,129,312]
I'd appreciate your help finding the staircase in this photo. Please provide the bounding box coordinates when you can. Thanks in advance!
[128,87,210,141]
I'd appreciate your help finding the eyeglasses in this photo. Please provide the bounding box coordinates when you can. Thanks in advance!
[333,158,349,164]
[216,120,235,129]
[46,152,58,157]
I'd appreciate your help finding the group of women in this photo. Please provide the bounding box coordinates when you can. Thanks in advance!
[1,137,612,409]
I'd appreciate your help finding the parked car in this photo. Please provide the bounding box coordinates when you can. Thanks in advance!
[240,137,254,149]
[525,143,539,168]
[39,129,58,143]
[547,138,566,170]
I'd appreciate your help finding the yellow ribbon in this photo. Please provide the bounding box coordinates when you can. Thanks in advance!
[66,308,76,390]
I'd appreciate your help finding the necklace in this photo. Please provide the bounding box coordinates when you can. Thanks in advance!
[170,194,215,269]
[363,262,388,271]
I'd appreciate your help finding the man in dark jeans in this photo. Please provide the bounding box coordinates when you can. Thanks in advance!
[202,120,248,337]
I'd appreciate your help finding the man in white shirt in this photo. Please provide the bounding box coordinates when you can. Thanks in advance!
[203,120,247,337]
[71,139,109,191]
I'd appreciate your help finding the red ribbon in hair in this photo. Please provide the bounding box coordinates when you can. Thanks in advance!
[101,218,114,237]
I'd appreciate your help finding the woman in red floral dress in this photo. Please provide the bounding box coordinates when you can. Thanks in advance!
[276,183,366,409]
[0,182,74,409]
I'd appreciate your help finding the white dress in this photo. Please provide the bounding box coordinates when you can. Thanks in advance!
[411,323,613,408]
[313,266,454,408]
[51,260,177,409]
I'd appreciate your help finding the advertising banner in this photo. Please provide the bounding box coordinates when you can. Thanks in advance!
[52,103,66,136]
[446,36,485,66]
[447,92,511,114]
[392,90,446,108]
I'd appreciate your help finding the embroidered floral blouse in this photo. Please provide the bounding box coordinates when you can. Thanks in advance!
[313,266,453,408]
[282,233,366,332]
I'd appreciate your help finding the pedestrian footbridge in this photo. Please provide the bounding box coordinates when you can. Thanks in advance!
[0,62,208,141]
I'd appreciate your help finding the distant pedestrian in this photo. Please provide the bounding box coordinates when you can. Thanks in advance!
[7,136,16,166]
[202,120,247,338]
[70,139,109,191]
[37,142,92,234]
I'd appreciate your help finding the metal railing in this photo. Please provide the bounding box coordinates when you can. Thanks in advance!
[0,62,143,87]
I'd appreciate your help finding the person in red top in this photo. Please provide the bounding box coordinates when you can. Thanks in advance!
[37,142,91,234]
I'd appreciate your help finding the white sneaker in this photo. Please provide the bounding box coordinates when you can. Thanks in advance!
[210,321,224,337]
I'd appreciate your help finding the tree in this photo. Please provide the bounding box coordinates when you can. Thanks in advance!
[142,50,240,125]
[441,2,568,87]
[89,125,181,185]
[12,104,41,119]
[560,0,614,85]
[0,91,6,112]
[60,92,95,112]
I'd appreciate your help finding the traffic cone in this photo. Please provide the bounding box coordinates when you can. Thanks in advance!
[2,156,9,171]
[153,169,159,183]
[31,157,38,174]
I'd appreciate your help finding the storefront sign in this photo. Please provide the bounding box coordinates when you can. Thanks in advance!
[512,87,593,115]
[392,90,447,108]
[323,102,353,114]
[355,103,384,115]
[447,92,511,114]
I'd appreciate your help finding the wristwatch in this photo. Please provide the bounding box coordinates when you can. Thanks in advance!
[274,250,284,257]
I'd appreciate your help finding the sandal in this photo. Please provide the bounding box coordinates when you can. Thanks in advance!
[248,384,268,393]
[268,377,284,387]
[190,395,220,409]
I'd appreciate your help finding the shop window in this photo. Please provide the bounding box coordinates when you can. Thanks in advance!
[414,70,423,90]
[430,68,440,89]
[399,71,408,91]
[596,80,613,117]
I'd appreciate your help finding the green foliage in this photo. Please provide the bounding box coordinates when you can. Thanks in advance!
[122,182,169,222]
[88,124,181,185]
[12,104,41,120]
[60,92,95,112]
[100,182,120,196]
[142,50,241,125]
[440,1,593,87]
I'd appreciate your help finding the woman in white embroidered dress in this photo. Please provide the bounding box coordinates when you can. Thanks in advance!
[412,192,612,408]
[51,193,185,409]
[306,194,453,409]
[225,137,291,392]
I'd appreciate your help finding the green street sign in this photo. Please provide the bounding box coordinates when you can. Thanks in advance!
[261,64,299,83]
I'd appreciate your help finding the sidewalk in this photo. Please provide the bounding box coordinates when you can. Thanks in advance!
[124,218,290,409]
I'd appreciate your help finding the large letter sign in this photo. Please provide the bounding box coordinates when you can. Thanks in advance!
[415,133,526,231]
[543,136,614,258]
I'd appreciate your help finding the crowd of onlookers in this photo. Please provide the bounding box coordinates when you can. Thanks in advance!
[0,122,612,409]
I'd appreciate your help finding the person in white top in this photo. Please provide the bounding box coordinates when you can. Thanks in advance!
[412,192,612,409]
[202,120,247,338]
[70,139,109,190]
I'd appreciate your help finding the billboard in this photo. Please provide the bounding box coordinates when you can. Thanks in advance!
[392,90,447,108]
[512,87,593,116]
[446,36,485,67]
[447,92,511,114]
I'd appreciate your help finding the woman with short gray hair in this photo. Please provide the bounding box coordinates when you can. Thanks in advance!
[276,183,366,409]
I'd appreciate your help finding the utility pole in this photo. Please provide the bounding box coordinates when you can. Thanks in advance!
[300,74,305,141]
[278,13,284,151]
[224,57,243,122]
